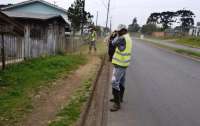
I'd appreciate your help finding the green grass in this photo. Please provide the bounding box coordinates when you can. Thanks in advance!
[0,54,87,126]
[79,39,107,56]
[48,39,105,126]
[174,49,200,58]
[48,72,94,126]
[176,37,200,48]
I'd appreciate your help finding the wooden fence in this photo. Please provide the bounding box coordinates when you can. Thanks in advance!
[0,34,83,69]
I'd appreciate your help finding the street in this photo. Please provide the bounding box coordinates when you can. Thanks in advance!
[108,38,200,126]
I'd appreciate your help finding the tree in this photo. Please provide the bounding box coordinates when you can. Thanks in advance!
[147,12,161,24]
[147,11,176,30]
[141,24,161,35]
[159,11,176,30]
[176,9,195,32]
[128,17,140,32]
[67,0,93,33]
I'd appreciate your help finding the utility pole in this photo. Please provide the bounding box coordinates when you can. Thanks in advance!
[81,0,85,35]
[105,0,111,33]
[96,11,98,26]
[110,17,112,33]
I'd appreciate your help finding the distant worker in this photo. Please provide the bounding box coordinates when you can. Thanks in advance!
[110,24,133,112]
[108,31,118,61]
[88,27,97,53]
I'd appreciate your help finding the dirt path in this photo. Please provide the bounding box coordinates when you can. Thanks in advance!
[20,56,101,126]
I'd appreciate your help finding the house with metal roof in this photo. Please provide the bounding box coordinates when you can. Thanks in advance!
[0,11,24,35]
[0,0,72,59]
[1,0,69,24]
[0,11,24,68]
[2,10,68,58]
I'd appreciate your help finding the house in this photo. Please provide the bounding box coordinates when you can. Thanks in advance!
[1,0,69,24]
[0,11,24,68]
[2,11,68,58]
[1,0,71,58]
[189,22,200,36]
[0,4,12,10]
[0,11,23,35]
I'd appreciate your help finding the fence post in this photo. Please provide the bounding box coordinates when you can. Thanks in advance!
[1,33,5,70]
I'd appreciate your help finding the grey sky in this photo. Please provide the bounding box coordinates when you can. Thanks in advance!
[1,0,200,29]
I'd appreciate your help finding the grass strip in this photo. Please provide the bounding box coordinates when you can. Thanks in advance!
[0,54,87,126]
[176,37,200,48]
[174,49,200,58]
[48,71,95,126]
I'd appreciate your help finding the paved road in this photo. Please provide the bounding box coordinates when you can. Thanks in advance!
[108,38,200,126]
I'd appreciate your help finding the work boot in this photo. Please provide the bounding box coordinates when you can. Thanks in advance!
[120,85,125,103]
[110,103,120,112]
[110,89,121,112]
[110,98,115,102]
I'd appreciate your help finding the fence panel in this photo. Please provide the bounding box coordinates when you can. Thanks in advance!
[0,34,24,69]
[0,34,85,69]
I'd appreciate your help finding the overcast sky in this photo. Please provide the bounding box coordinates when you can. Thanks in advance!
[1,0,200,29]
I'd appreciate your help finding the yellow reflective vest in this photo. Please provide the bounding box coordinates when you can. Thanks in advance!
[112,34,132,67]
[90,31,97,41]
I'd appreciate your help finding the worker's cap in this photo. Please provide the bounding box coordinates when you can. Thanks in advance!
[117,24,127,31]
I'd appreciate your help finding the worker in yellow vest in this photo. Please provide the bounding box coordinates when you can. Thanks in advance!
[89,27,97,53]
[110,24,133,112]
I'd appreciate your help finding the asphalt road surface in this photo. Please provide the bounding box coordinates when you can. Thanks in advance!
[108,38,200,126]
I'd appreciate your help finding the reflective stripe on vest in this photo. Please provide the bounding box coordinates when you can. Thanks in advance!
[112,34,132,67]
[116,51,131,56]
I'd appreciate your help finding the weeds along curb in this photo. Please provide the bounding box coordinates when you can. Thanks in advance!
[77,54,106,126]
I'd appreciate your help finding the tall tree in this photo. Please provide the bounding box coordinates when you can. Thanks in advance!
[147,12,161,24]
[128,17,140,32]
[147,11,176,30]
[67,0,93,33]
[176,9,195,32]
[159,11,176,30]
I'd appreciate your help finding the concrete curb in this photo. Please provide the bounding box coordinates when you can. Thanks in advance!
[77,55,106,126]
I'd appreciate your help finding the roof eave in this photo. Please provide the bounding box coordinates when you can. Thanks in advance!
[1,0,68,13]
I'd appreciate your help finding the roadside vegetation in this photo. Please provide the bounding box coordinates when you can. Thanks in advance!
[176,37,200,48]
[0,54,87,125]
[79,38,107,56]
[174,49,200,58]
[48,68,96,126]
[49,40,106,126]
[148,36,200,49]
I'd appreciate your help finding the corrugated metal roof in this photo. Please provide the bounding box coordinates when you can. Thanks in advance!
[1,0,67,13]
[3,11,60,20]
[0,11,24,35]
